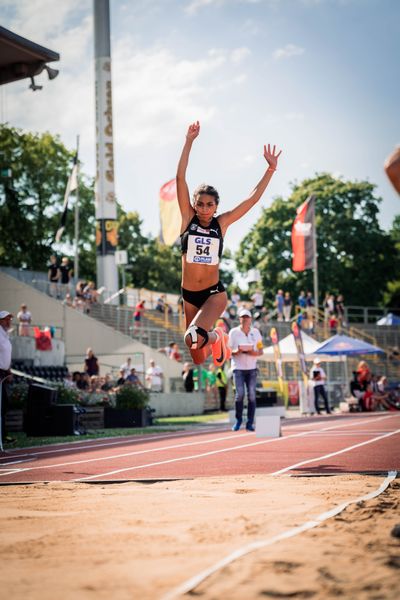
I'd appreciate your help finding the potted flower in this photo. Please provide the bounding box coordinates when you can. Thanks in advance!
[104,384,150,428]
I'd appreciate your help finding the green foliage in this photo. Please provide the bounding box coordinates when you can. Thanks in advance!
[0,125,184,294]
[53,384,81,405]
[236,173,398,307]
[0,125,96,275]
[114,384,149,409]
[8,382,29,409]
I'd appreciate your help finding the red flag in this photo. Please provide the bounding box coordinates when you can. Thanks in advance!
[291,195,315,271]
[159,179,180,246]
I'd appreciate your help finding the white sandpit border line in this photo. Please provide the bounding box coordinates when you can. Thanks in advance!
[161,470,397,600]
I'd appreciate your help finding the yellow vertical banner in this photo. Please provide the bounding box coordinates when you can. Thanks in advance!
[270,327,284,399]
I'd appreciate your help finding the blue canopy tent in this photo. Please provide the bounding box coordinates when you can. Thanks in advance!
[315,334,385,356]
[377,313,400,326]
[315,334,385,394]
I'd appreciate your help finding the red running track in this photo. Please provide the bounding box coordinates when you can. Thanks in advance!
[0,413,399,484]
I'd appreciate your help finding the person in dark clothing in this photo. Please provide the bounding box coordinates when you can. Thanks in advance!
[182,362,194,392]
[84,348,99,377]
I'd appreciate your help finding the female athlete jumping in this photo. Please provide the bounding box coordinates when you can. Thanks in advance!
[177,121,281,366]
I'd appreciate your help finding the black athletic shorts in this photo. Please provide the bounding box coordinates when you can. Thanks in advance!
[181,281,226,310]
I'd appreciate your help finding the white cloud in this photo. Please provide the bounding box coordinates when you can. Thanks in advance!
[273,44,305,60]
[285,112,305,120]
[231,47,251,64]
[185,0,262,15]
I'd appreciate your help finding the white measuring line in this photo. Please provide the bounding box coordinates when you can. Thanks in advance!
[72,415,393,482]
[0,425,230,462]
[161,470,397,600]
[270,427,400,476]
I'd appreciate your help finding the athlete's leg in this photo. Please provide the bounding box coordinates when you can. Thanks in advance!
[183,292,228,365]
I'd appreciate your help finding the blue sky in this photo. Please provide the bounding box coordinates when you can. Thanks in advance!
[1,0,399,254]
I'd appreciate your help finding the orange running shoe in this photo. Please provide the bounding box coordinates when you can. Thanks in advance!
[212,327,230,367]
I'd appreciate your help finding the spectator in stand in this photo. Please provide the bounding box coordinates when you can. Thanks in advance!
[116,369,126,387]
[182,362,195,392]
[126,367,143,388]
[59,257,73,298]
[120,357,132,379]
[329,313,338,334]
[17,304,32,336]
[83,281,98,314]
[48,254,60,298]
[231,289,241,306]
[100,374,114,392]
[158,342,175,358]
[79,372,90,390]
[336,294,346,326]
[297,290,307,311]
[72,371,81,388]
[283,292,292,322]
[306,292,314,315]
[155,295,165,313]
[145,359,164,392]
[75,280,86,302]
[251,288,264,313]
[133,300,145,334]
[63,293,74,308]
[275,289,284,321]
[84,348,99,377]
[63,371,75,389]
[323,292,331,322]
[170,343,182,362]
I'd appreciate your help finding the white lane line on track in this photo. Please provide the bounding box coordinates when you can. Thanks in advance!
[0,426,229,462]
[72,415,393,482]
[270,428,400,475]
[161,470,398,600]
[0,431,253,474]
[2,415,381,472]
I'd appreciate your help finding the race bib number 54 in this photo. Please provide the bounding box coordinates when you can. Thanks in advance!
[186,235,220,265]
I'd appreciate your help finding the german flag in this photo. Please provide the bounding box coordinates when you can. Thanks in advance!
[291,194,315,271]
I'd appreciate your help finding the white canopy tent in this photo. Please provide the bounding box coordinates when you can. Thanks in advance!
[260,332,346,413]
[260,331,342,363]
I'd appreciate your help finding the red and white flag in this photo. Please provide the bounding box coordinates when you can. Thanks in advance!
[291,195,315,271]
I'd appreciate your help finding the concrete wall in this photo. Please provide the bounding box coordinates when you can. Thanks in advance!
[0,271,183,391]
[148,392,206,417]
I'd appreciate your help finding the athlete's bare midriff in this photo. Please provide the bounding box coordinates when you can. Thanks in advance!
[181,256,219,290]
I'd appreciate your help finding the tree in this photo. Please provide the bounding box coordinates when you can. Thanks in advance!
[0,124,96,276]
[383,215,400,310]
[235,173,397,307]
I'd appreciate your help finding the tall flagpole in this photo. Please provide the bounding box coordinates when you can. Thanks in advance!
[312,198,319,316]
[74,135,80,280]
[93,0,119,298]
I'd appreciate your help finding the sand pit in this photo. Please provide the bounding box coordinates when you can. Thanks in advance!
[0,474,399,599]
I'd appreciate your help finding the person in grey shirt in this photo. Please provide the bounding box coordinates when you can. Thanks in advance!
[0,311,14,446]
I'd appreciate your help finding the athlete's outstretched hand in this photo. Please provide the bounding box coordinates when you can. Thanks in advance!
[264,144,282,170]
[186,121,200,142]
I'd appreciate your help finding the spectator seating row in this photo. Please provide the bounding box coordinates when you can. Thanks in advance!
[12,362,69,382]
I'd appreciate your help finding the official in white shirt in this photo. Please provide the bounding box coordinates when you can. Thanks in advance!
[228,308,263,431]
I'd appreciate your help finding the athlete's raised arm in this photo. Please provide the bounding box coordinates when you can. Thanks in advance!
[218,144,282,233]
[176,121,200,228]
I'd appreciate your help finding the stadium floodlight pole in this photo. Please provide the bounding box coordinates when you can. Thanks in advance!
[93,0,119,300]
[74,134,80,280]
[312,199,319,318]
